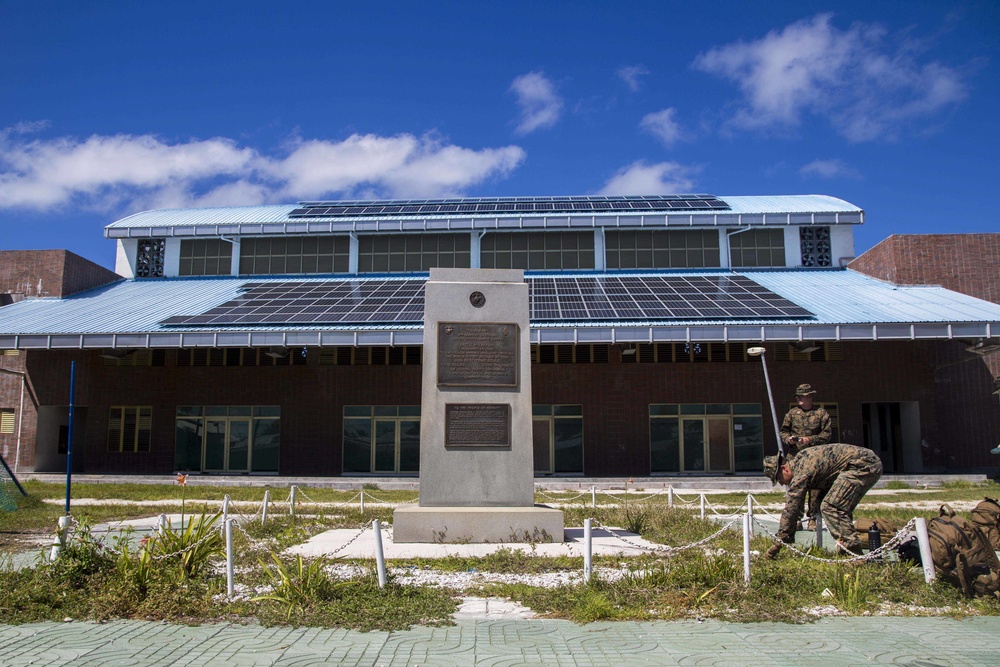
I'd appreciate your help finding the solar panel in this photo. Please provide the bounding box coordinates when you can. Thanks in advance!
[159,274,812,328]
[286,195,730,218]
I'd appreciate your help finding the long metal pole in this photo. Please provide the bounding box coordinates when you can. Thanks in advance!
[758,351,784,455]
[65,361,76,516]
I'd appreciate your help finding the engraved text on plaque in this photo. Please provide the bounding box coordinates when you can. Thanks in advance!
[445,403,511,448]
[437,322,518,387]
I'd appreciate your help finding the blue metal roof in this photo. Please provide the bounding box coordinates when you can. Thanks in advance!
[104,195,863,239]
[0,269,997,349]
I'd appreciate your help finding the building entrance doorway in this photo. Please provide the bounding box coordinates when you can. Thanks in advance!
[862,402,921,473]
[679,417,732,473]
[342,406,420,475]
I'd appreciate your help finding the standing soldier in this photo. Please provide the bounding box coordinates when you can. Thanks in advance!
[780,383,832,456]
[762,443,883,558]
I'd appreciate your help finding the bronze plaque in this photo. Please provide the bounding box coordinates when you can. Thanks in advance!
[437,322,518,387]
[445,403,511,448]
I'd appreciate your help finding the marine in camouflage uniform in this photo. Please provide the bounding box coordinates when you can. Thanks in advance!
[762,443,882,557]
[780,383,832,456]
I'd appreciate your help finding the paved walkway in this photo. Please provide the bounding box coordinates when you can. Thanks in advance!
[2,617,999,666]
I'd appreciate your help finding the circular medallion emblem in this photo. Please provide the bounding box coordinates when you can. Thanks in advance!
[470,291,486,308]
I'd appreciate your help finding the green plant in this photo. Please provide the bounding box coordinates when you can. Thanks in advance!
[145,513,224,579]
[361,482,380,491]
[623,506,649,534]
[252,552,347,619]
[884,480,912,490]
[827,570,868,612]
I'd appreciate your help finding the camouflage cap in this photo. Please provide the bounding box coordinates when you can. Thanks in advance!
[794,383,817,397]
[762,454,784,485]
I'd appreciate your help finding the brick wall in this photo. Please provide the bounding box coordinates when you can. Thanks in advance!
[14,340,999,475]
[849,233,1000,379]
[0,250,121,298]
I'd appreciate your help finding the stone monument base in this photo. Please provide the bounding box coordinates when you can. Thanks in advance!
[392,505,565,544]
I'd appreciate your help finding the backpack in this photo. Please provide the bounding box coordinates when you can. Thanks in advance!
[853,517,900,549]
[970,497,1000,551]
[926,505,1000,599]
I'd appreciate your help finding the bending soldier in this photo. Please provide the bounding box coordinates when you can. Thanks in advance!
[780,383,832,456]
[762,443,883,558]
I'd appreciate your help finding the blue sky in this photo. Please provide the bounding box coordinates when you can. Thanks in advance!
[1,1,996,269]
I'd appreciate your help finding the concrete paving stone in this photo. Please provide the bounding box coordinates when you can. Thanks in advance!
[1,618,1000,666]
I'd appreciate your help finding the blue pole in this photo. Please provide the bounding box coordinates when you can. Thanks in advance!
[65,361,75,516]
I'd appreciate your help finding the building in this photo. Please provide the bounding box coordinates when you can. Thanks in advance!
[1,195,998,478]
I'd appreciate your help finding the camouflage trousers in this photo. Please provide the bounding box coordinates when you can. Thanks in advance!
[819,451,883,549]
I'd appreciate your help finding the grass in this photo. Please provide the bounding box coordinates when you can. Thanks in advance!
[2,480,1000,629]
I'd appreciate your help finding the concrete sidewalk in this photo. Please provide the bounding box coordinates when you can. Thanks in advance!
[1,617,998,666]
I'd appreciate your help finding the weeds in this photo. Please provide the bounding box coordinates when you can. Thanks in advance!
[253,553,347,619]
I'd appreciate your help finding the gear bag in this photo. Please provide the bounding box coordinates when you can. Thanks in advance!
[970,497,1000,551]
[926,505,1000,600]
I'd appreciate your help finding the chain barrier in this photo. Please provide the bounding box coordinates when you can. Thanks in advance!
[231,519,279,552]
[747,495,783,521]
[362,491,419,506]
[670,491,700,505]
[322,523,373,558]
[148,527,225,561]
[705,495,748,518]
[590,516,742,555]
[534,489,591,503]
[750,516,917,564]
[293,486,318,504]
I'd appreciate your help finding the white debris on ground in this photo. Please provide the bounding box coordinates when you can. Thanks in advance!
[324,562,639,589]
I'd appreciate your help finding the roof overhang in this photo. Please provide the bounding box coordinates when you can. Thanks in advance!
[1,321,995,351]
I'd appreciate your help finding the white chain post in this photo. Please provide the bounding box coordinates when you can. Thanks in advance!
[666,486,673,508]
[591,486,596,509]
[290,485,297,517]
[814,514,824,550]
[584,518,593,582]
[372,519,387,589]
[222,494,230,524]
[262,489,270,526]
[700,493,706,520]
[360,490,365,514]
[914,517,936,584]
[225,518,235,597]
[743,512,752,584]
[747,493,754,525]
[49,515,71,562]
[157,513,168,535]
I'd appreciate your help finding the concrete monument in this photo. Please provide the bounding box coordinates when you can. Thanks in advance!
[393,268,564,543]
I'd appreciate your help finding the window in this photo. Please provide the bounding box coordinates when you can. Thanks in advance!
[239,236,350,275]
[1,409,14,434]
[531,344,609,364]
[102,350,166,367]
[175,406,280,473]
[318,346,421,365]
[605,230,720,269]
[107,406,152,453]
[621,342,753,363]
[179,239,233,276]
[729,229,786,268]
[481,232,595,270]
[533,405,584,474]
[800,226,832,267]
[773,342,844,362]
[136,239,166,277]
[649,404,762,474]
[358,233,470,273]
[343,406,420,474]
[176,348,307,366]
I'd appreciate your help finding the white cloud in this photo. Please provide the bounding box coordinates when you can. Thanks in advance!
[0,126,526,213]
[800,159,862,180]
[640,108,684,146]
[693,13,968,141]
[617,65,650,92]
[509,72,564,134]
[597,161,698,195]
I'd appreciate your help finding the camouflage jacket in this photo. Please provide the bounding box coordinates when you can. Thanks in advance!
[780,406,832,454]
[775,443,880,543]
